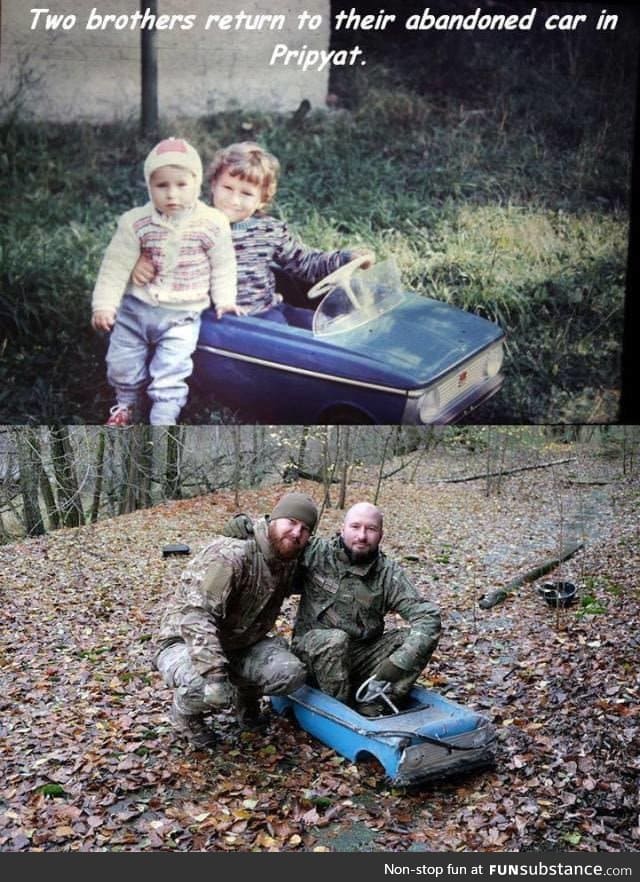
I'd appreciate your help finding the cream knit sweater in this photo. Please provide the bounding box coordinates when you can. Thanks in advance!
[91,200,237,315]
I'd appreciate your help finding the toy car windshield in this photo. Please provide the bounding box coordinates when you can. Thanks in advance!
[311,258,406,337]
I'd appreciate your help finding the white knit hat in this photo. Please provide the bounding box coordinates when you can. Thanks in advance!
[143,137,203,194]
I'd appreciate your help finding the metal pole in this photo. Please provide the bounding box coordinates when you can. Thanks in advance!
[140,1,158,137]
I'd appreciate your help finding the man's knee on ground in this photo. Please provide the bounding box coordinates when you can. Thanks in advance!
[266,656,307,695]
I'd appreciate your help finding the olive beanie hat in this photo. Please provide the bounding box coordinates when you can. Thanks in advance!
[270,493,318,532]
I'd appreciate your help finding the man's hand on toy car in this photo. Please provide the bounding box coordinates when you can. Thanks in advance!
[355,675,400,714]
[374,658,405,684]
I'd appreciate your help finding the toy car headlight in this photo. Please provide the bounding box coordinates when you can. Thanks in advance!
[484,343,504,379]
[417,387,441,422]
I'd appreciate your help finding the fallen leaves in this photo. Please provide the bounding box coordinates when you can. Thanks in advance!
[1,449,638,852]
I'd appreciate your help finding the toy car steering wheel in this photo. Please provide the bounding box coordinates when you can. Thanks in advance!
[355,675,400,714]
[307,254,373,301]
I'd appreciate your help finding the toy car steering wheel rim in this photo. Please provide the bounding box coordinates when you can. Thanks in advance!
[307,254,372,301]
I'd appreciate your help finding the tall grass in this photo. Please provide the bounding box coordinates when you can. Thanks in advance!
[0,22,635,423]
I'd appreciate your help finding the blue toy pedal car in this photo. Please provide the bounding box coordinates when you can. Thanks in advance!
[193,258,505,424]
[271,682,495,786]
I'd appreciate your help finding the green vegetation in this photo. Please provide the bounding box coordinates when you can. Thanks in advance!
[0,22,635,423]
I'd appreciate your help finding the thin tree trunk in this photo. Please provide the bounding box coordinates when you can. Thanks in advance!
[90,430,106,523]
[119,427,153,514]
[373,427,394,505]
[232,426,241,508]
[494,429,509,495]
[35,435,60,531]
[320,427,332,511]
[338,427,351,510]
[50,426,85,527]
[139,427,153,508]
[15,428,45,536]
[297,426,310,472]
[164,426,184,499]
[485,426,493,497]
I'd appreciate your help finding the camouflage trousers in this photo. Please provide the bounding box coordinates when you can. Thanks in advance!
[155,636,306,716]
[293,628,426,704]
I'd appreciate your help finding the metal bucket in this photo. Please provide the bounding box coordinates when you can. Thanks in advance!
[537,580,577,608]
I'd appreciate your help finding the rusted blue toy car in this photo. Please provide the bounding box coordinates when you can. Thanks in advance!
[271,680,495,786]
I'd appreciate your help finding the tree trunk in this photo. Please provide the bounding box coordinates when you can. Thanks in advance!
[119,427,153,514]
[15,428,45,536]
[338,427,352,510]
[297,426,310,472]
[320,427,332,511]
[374,427,394,505]
[232,425,241,508]
[90,430,106,523]
[35,434,60,531]
[50,426,85,527]
[164,426,184,499]
[139,427,153,509]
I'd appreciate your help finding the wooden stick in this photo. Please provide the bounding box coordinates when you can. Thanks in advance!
[423,457,575,485]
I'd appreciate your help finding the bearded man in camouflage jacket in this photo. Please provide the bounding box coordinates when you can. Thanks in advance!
[292,502,441,716]
[153,492,318,748]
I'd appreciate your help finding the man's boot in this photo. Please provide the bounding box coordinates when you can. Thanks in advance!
[234,686,269,731]
[169,703,216,748]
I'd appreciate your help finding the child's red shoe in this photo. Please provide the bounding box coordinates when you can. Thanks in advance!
[105,404,133,427]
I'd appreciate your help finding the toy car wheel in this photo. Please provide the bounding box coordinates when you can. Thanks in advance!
[355,751,387,777]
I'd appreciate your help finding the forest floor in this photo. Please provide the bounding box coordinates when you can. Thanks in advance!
[1,448,639,852]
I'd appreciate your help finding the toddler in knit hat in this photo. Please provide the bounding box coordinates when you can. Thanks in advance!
[91,137,241,427]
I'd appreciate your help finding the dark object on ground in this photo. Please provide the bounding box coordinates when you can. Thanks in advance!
[162,543,191,557]
[537,581,577,608]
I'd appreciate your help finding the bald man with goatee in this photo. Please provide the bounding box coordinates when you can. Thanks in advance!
[292,502,441,716]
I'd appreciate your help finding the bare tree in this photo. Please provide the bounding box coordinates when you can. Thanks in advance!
[50,426,85,527]
[14,428,45,536]
[373,427,395,505]
[337,427,352,510]
[164,426,184,499]
[232,425,242,508]
[119,427,153,514]
[90,430,106,523]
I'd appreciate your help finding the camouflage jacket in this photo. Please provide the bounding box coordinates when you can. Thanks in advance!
[153,518,298,678]
[293,535,441,672]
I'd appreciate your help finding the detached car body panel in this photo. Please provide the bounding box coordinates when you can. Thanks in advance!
[271,684,495,786]
[192,260,505,424]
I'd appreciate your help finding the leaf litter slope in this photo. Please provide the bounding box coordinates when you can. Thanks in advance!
[1,455,638,852]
